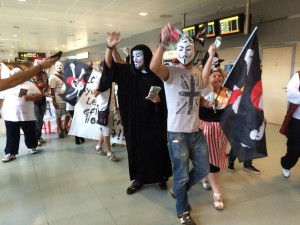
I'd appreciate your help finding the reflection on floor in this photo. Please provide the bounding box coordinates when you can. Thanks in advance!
[1,123,300,225]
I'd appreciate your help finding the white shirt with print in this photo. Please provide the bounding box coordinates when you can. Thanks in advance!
[164,66,205,133]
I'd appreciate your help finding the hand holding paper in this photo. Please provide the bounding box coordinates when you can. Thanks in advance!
[146,86,161,103]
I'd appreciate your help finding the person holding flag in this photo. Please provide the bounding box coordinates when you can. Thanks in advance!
[227,60,264,174]
[220,27,267,167]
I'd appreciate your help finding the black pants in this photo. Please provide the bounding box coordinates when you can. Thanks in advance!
[228,148,253,167]
[4,120,38,155]
[34,97,46,140]
[281,117,300,169]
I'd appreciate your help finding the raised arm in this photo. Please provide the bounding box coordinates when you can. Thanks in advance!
[201,44,216,87]
[0,57,57,91]
[150,23,175,81]
[112,47,126,64]
[105,32,122,68]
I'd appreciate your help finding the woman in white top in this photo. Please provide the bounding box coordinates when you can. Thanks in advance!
[92,62,118,162]
[0,68,42,162]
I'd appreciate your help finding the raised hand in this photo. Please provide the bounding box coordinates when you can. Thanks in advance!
[160,23,173,48]
[107,32,122,48]
[208,43,217,57]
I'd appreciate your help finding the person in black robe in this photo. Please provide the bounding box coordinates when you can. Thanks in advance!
[101,32,172,194]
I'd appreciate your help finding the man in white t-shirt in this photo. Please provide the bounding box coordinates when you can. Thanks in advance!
[150,23,216,225]
[0,68,42,162]
[49,61,70,138]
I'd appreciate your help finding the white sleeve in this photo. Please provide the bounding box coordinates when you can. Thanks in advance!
[0,91,5,100]
[92,73,102,90]
[287,72,300,104]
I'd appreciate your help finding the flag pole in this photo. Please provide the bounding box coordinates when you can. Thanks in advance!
[222,26,258,88]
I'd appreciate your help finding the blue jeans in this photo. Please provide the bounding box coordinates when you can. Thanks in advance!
[167,130,209,215]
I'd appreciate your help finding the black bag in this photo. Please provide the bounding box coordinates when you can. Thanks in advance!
[98,108,110,126]
[97,85,112,126]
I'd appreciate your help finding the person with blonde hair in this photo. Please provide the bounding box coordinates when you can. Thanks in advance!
[200,67,229,210]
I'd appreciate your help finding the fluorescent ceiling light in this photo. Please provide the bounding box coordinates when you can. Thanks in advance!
[139,12,148,16]
[288,14,300,19]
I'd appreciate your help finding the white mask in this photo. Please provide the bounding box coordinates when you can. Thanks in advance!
[132,50,144,70]
[176,36,195,65]
[55,61,63,74]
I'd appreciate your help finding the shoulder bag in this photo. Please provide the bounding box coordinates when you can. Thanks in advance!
[97,86,112,126]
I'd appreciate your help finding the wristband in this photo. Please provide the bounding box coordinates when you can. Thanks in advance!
[107,45,113,50]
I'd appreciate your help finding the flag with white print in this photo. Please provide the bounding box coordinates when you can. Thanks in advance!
[220,27,267,162]
[62,60,93,106]
[68,69,126,144]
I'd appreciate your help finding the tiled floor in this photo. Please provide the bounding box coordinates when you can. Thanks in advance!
[1,123,300,225]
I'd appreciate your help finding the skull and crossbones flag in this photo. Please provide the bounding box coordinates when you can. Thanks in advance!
[220,27,267,162]
[62,60,93,106]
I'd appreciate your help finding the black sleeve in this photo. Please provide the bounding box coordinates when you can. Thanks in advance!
[98,60,114,92]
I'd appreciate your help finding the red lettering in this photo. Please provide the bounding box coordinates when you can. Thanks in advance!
[41,121,47,134]
[48,121,55,134]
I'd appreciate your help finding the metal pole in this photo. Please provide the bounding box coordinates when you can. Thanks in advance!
[244,0,251,35]
[182,13,186,28]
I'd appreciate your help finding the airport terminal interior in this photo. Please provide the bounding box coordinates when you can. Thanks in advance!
[1,0,300,225]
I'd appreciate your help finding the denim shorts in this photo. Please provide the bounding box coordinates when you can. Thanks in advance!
[55,103,68,118]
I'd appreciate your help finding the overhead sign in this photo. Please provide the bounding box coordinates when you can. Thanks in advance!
[18,52,46,59]
[17,52,46,62]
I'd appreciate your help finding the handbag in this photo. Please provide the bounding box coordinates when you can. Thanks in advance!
[279,71,300,137]
[97,86,112,126]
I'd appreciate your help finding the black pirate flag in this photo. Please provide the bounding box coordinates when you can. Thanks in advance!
[62,60,93,106]
[220,27,267,162]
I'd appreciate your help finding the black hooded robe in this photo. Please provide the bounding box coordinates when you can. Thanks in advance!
[102,45,172,184]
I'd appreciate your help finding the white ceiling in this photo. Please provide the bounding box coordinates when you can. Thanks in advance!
[0,0,266,62]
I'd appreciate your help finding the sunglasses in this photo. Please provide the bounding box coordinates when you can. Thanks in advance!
[210,68,221,74]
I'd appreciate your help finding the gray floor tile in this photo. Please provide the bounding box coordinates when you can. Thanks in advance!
[1,124,300,225]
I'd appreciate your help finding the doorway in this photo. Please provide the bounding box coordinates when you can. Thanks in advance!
[262,45,295,125]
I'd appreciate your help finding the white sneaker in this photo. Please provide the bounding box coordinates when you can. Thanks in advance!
[28,148,38,154]
[39,138,46,143]
[282,168,290,178]
[2,154,16,162]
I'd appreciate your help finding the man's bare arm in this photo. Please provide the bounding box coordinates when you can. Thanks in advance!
[105,32,122,68]
[150,23,176,81]
[201,44,216,87]
[112,47,126,64]
[0,57,58,91]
